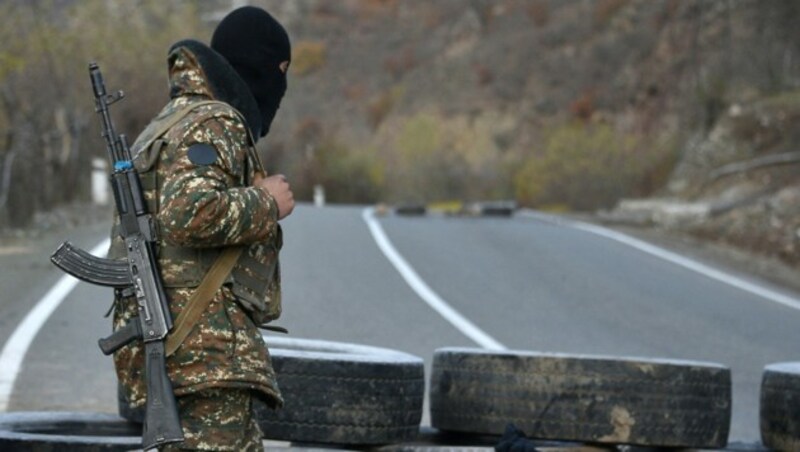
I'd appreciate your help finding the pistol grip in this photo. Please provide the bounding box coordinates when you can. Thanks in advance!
[98,320,142,355]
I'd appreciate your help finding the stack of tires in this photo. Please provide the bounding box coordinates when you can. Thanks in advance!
[3,342,800,450]
[0,337,426,451]
[124,336,427,446]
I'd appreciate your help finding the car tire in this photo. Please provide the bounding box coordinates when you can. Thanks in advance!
[0,411,141,451]
[477,201,516,217]
[395,204,427,216]
[118,336,425,446]
[760,362,800,451]
[256,335,425,445]
[430,347,731,448]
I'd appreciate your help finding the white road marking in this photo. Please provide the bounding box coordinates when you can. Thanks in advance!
[362,208,506,351]
[520,209,800,311]
[0,238,111,412]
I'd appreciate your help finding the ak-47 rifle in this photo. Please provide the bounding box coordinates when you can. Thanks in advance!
[50,62,183,450]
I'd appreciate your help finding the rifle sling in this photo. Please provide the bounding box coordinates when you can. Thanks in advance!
[155,101,271,356]
[140,100,224,160]
[165,246,244,357]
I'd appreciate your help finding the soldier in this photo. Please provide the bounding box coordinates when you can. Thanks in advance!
[109,6,294,451]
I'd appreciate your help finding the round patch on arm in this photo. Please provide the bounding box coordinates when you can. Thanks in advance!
[187,143,218,166]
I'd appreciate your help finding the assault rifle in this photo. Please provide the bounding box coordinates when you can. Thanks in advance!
[50,62,183,450]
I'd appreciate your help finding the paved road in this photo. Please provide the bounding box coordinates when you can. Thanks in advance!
[2,204,800,443]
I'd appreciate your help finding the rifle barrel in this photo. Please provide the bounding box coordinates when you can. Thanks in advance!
[89,63,124,164]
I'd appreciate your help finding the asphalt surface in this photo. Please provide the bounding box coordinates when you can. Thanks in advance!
[2,203,800,445]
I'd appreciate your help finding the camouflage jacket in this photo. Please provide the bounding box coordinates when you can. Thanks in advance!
[110,43,283,409]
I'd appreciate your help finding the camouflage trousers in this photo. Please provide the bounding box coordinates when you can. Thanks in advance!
[161,388,263,451]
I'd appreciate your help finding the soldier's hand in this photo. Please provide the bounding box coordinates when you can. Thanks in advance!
[255,173,295,220]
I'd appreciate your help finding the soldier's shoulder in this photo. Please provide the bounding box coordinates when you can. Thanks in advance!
[177,100,243,131]
[167,100,248,145]
[187,99,241,121]
[132,99,236,146]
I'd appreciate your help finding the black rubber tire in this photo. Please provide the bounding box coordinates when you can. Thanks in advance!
[118,337,425,446]
[256,336,425,445]
[430,347,731,448]
[760,362,800,451]
[478,201,516,217]
[395,204,427,216]
[0,411,141,451]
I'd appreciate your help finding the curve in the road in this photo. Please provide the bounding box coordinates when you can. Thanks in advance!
[0,238,111,411]
[362,208,506,351]
[519,210,800,311]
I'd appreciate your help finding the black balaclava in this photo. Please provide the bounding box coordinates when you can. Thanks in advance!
[211,6,290,137]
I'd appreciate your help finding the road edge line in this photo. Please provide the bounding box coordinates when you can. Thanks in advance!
[519,209,800,311]
[362,208,506,351]
[0,238,110,411]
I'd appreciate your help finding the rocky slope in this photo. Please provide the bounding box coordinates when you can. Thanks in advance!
[253,0,800,271]
[604,91,800,270]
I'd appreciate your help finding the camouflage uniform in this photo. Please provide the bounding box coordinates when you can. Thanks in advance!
[110,43,282,450]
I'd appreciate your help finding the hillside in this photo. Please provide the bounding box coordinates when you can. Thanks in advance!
[0,0,797,271]
[258,0,800,269]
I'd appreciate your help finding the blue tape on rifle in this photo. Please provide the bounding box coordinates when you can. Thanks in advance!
[114,160,133,171]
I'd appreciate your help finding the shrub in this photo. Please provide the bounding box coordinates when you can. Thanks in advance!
[513,121,674,211]
[0,0,204,227]
[366,85,405,129]
[526,0,549,27]
[593,0,629,27]
[384,47,417,79]
[291,41,326,77]
[311,139,383,203]
[376,113,440,202]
